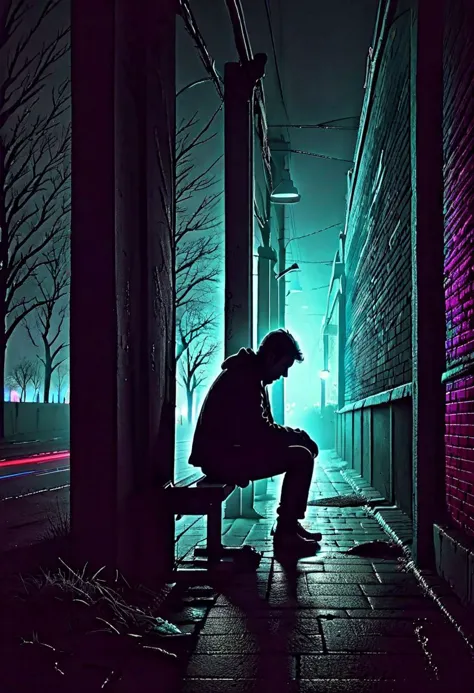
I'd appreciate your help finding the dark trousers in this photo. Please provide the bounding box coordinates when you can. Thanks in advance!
[203,444,315,521]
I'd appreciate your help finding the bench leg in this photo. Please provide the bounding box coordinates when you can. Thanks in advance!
[224,486,242,518]
[241,481,264,519]
[207,503,223,561]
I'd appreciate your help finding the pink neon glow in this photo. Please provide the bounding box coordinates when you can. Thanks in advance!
[0,451,69,469]
[10,390,20,402]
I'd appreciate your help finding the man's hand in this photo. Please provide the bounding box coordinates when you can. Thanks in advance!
[294,428,319,457]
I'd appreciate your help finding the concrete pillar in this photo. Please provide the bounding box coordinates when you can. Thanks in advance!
[321,333,329,411]
[410,0,447,567]
[257,246,272,345]
[70,0,176,582]
[269,249,279,332]
[224,59,265,357]
[337,277,346,411]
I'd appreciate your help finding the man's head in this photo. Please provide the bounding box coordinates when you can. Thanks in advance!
[257,329,303,384]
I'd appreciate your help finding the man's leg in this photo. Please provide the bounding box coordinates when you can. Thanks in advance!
[223,444,319,542]
[275,445,314,525]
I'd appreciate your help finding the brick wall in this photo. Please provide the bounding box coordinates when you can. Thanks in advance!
[344,8,412,404]
[443,0,474,536]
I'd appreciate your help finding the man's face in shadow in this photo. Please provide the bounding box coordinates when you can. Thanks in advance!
[261,352,295,385]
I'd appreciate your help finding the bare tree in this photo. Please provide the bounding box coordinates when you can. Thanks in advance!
[0,0,70,434]
[9,357,35,401]
[176,300,216,363]
[25,236,69,402]
[30,360,42,401]
[175,111,222,316]
[52,360,68,403]
[179,332,218,425]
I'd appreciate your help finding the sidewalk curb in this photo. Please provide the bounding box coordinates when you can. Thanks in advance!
[337,455,474,653]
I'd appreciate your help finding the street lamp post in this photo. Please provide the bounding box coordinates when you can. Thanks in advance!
[224,57,266,358]
[269,140,301,424]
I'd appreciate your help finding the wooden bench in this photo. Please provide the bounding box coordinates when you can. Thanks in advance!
[166,473,236,565]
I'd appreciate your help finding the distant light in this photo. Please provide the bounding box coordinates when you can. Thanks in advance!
[319,369,330,380]
[180,405,186,416]
[302,305,309,310]
[10,390,20,402]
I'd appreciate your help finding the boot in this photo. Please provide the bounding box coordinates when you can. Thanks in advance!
[273,519,319,555]
[271,520,322,543]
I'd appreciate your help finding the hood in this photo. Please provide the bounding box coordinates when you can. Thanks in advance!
[221,348,258,371]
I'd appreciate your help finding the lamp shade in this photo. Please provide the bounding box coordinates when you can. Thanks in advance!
[270,169,301,204]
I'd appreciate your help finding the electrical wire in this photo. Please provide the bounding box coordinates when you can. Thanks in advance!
[224,0,273,190]
[269,117,360,131]
[289,148,354,163]
[286,221,343,247]
[178,0,224,101]
[271,124,359,131]
[263,0,291,127]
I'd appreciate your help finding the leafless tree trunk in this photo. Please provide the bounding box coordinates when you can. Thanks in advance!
[176,300,216,363]
[25,235,69,402]
[174,109,222,363]
[0,0,70,435]
[30,360,42,401]
[179,330,218,424]
[53,360,68,403]
[8,357,35,401]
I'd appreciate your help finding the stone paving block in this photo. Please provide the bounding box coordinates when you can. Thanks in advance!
[366,596,433,610]
[322,564,378,573]
[306,583,364,597]
[186,654,296,679]
[374,571,418,585]
[321,618,430,653]
[370,561,407,572]
[300,679,418,692]
[360,583,425,597]
[182,679,298,693]
[345,609,444,620]
[300,653,434,680]
[303,572,380,585]
[293,595,371,610]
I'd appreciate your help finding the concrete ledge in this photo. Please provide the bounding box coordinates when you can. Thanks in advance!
[338,382,412,414]
[434,523,474,606]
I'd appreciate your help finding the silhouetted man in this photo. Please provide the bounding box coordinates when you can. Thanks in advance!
[189,329,321,553]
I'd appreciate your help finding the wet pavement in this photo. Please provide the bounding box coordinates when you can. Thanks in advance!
[173,452,474,692]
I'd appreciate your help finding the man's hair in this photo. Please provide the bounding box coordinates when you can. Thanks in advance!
[257,329,304,362]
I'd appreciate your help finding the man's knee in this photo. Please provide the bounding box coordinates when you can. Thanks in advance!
[288,444,314,467]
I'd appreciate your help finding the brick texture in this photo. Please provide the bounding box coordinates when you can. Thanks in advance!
[443,0,474,536]
[344,9,412,404]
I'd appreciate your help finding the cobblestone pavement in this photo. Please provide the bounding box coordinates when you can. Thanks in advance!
[172,452,474,692]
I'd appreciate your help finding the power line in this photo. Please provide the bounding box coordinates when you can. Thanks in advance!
[290,148,354,163]
[286,221,343,246]
[178,0,224,100]
[269,121,359,131]
[263,0,291,127]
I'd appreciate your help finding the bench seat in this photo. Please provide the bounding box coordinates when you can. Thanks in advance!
[166,473,237,568]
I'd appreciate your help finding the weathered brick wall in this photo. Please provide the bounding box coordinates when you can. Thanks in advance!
[344,9,412,404]
[443,0,474,536]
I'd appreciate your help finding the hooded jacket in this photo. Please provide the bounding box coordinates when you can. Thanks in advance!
[189,348,305,468]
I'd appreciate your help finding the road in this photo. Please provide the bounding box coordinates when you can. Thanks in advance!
[0,426,193,500]
[0,454,70,501]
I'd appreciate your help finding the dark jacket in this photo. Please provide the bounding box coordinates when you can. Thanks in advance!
[189,348,304,468]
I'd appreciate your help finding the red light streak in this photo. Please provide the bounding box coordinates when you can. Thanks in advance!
[0,451,69,469]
